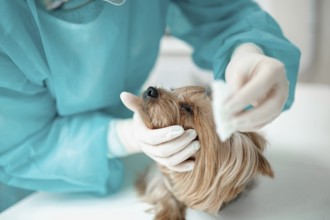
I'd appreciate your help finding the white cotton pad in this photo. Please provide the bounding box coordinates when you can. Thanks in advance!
[211,80,236,142]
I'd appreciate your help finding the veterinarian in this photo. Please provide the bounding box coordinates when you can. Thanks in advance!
[0,0,300,210]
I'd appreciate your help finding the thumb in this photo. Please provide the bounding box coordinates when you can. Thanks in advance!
[120,92,140,112]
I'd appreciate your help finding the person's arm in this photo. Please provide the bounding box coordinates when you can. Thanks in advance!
[167,0,300,110]
[0,51,123,194]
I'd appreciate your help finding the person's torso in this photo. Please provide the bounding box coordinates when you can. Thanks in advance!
[1,0,169,117]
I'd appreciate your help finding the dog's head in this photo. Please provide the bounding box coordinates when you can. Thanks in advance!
[137,86,274,213]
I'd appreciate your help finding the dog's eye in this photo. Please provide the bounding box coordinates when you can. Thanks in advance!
[180,103,194,115]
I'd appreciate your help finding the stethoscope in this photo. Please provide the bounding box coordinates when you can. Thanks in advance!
[43,0,126,11]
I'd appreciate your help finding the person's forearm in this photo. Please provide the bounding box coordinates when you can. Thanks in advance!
[0,109,121,194]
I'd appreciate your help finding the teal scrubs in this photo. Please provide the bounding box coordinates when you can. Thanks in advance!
[0,0,300,196]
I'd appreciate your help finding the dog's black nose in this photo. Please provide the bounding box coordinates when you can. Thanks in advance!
[144,86,159,99]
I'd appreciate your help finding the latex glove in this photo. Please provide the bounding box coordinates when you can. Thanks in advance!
[111,92,200,172]
[223,43,289,132]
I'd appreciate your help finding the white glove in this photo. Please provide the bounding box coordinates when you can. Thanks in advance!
[109,92,200,172]
[222,43,289,132]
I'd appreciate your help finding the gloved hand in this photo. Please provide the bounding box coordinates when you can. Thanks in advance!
[223,43,289,131]
[110,92,200,172]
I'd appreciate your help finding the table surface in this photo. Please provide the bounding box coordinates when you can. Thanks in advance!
[1,83,330,220]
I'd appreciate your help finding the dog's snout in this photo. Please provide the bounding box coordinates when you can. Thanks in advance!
[144,86,159,99]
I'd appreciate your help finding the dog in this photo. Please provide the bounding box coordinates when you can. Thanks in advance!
[135,86,274,220]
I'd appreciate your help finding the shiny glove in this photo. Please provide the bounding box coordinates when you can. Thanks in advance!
[109,92,200,172]
[223,43,289,132]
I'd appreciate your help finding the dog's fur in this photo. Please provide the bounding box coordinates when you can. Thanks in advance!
[136,86,274,220]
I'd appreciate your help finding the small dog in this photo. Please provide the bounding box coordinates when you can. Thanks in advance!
[136,86,274,220]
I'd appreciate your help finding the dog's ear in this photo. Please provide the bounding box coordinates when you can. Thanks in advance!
[246,132,274,178]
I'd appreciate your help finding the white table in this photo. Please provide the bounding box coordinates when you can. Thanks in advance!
[1,83,330,220]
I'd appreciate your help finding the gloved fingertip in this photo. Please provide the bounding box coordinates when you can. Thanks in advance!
[178,160,195,172]
[224,102,243,114]
[120,91,139,111]
[120,91,133,102]
[192,141,200,151]
[184,162,195,171]
[169,126,185,137]
[186,129,197,137]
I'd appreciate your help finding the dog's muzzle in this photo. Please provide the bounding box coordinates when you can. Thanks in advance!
[143,86,159,99]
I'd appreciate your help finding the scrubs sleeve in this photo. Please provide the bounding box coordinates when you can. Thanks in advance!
[167,0,301,110]
[0,52,123,194]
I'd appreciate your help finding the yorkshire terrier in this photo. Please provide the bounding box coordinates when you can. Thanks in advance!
[135,86,274,220]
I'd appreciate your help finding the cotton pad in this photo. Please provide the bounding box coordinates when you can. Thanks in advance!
[211,80,236,142]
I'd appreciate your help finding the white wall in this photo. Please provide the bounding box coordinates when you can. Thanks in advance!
[300,0,330,84]
[255,0,330,84]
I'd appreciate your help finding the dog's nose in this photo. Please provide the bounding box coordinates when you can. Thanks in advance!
[144,86,159,99]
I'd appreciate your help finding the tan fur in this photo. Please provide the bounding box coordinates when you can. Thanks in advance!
[136,86,274,220]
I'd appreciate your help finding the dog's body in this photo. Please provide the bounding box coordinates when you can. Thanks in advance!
[136,86,274,220]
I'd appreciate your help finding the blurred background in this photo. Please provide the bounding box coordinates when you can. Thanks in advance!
[257,0,330,84]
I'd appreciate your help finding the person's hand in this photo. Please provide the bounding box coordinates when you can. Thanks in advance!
[223,43,289,131]
[112,92,200,172]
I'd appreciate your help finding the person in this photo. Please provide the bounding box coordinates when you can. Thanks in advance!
[0,0,300,207]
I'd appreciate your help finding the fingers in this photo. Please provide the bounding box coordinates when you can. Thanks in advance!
[133,114,185,145]
[140,129,198,157]
[166,140,199,166]
[222,51,289,132]
[139,128,199,172]
[225,48,264,94]
[170,161,196,172]
[149,140,200,172]
[225,58,250,93]
[231,83,288,131]
[225,59,284,115]
[120,92,140,112]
